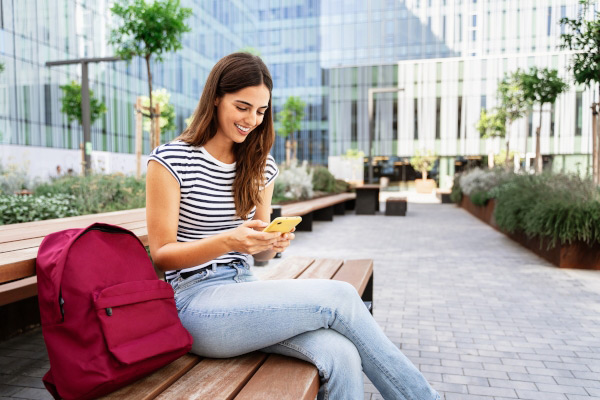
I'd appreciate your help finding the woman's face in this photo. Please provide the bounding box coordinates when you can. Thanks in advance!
[214,84,270,144]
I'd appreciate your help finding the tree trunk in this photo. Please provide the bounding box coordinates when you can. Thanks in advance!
[285,138,291,167]
[422,169,428,181]
[535,107,543,174]
[596,84,600,185]
[145,55,156,149]
[592,103,598,184]
[292,131,298,163]
[505,121,511,171]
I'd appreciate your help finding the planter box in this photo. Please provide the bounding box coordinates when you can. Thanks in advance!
[460,195,600,270]
[415,179,436,194]
[459,195,497,228]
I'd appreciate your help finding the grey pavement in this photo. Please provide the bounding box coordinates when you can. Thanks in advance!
[1,201,600,399]
[256,201,600,400]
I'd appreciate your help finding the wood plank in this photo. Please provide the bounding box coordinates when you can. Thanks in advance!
[0,208,146,231]
[99,354,200,400]
[297,259,343,280]
[331,259,374,296]
[234,354,319,400]
[259,256,314,280]
[156,352,267,400]
[0,229,148,284]
[281,193,355,217]
[0,208,146,243]
[0,276,37,306]
[0,220,148,253]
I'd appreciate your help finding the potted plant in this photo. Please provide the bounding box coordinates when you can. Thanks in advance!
[410,149,437,194]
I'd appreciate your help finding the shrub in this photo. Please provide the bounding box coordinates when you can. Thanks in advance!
[450,174,462,203]
[275,161,314,202]
[334,179,350,193]
[0,161,31,195]
[494,173,600,247]
[312,166,336,193]
[34,173,146,215]
[0,194,79,225]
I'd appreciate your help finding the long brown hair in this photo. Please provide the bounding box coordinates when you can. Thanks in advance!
[177,52,275,219]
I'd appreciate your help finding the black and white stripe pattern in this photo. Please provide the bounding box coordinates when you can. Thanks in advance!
[149,140,279,282]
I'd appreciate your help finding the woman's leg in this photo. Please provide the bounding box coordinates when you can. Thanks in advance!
[261,328,364,400]
[175,277,439,400]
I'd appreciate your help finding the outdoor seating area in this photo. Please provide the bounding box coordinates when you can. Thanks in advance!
[2,199,599,399]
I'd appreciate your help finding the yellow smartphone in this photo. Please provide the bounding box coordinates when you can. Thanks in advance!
[262,216,302,233]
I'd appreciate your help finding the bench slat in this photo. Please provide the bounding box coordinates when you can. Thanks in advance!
[99,354,200,400]
[156,352,267,400]
[298,258,343,280]
[234,354,319,400]
[332,259,374,296]
[258,256,314,280]
[0,276,37,306]
[0,227,149,284]
[0,220,149,253]
[0,208,146,243]
[281,193,355,217]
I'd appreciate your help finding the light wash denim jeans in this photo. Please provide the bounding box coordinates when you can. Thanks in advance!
[172,262,440,400]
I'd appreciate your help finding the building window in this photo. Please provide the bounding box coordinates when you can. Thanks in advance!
[576,91,583,136]
[560,6,566,34]
[414,98,419,140]
[547,6,552,36]
[435,97,441,139]
[480,95,486,111]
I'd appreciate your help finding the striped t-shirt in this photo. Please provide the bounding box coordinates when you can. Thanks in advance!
[148,140,279,282]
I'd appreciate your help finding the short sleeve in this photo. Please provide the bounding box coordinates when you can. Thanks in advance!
[264,155,279,187]
[148,144,183,187]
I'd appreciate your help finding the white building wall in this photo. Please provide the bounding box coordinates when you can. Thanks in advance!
[0,144,149,182]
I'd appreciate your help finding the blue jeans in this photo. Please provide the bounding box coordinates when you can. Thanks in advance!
[172,262,440,400]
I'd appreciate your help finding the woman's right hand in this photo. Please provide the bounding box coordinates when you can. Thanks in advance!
[226,220,282,254]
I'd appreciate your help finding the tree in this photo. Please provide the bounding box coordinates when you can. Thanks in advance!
[109,0,192,150]
[520,67,569,174]
[560,0,600,183]
[410,149,437,181]
[141,88,176,137]
[477,108,507,167]
[497,70,531,169]
[60,81,107,126]
[277,96,306,166]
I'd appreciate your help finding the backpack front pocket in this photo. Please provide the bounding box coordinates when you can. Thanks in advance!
[94,280,192,365]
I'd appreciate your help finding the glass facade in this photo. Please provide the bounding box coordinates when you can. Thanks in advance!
[0,0,595,173]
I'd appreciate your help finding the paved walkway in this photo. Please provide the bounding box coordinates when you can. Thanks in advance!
[1,202,600,399]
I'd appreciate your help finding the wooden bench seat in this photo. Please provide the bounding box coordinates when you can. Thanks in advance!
[280,192,356,231]
[99,256,373,400]
[0,192,357,308]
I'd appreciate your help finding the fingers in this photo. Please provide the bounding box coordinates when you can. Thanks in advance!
[243,219,269,230]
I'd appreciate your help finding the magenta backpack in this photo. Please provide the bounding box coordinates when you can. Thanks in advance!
[36,223,193,399]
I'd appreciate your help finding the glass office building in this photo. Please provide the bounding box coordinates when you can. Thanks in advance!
[0,0,595,182]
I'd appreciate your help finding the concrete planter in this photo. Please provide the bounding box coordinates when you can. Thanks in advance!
[460,195,600,270]
[415,179,436,194]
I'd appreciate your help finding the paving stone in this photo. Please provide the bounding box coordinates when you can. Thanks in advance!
[10,387,53,400]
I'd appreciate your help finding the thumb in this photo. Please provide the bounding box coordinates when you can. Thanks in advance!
[243,219,268,229]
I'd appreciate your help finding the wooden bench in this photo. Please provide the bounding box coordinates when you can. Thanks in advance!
[0,192,357,311]
[278,192,356,231]
[99,256,373,399]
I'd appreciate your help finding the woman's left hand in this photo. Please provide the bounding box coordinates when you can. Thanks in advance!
[272,228,295,253]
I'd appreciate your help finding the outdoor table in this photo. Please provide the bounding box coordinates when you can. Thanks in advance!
[355,184,380,215]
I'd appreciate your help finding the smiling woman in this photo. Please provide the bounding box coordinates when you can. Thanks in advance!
[145,52,440,400]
